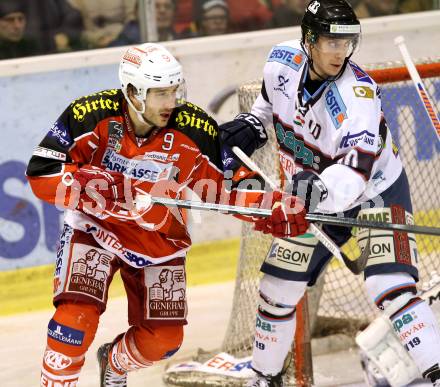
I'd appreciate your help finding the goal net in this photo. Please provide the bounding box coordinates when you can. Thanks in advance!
[164,58,440,386]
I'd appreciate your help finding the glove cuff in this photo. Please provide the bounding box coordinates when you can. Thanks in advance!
[234,113,268,148]
[288,171,328,212]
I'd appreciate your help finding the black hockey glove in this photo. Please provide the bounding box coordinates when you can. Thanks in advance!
[287,171,328,212]
[219,113,268,156]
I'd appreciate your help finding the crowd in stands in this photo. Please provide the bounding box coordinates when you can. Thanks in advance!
[0,0,437,60]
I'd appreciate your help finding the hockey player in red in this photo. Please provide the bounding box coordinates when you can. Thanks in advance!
[27,43,309,387]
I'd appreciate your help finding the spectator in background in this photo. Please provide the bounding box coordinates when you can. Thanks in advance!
[0,0,39,59]
[110,0,180,47]
[269,0,308,28]
[227,0,273,32]
[194,0,230,36]
[181,0,276,36]
[174,0,194,35]
[398,0,434,13]
[68,0,137,48]
[354,0,434,18]
[24,0,83,54]
[156,0,179,41]
[354,0,400,17]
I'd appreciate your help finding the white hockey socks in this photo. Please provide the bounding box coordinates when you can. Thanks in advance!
[108,330,154,374]
[362,273,440,385]
[390,298,440,382]
[251,274,307,376]
[251,306,297,376]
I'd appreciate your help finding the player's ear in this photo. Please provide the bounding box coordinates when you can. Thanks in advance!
[127,84,143,109]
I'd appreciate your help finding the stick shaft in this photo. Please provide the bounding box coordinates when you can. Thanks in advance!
[394,36,440,141]
[149,195,271,216]
[147,196,440,236]
[306,213,440,237]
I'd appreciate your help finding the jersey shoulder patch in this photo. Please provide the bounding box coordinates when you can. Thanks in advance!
[339,66,379,110]
[324,82,348,129]
[267,45,305,71]
[172,102,222,169]
[46,89,124,151]
[58,88,124,143]
[68,89,124,126]
[348,61,373,84]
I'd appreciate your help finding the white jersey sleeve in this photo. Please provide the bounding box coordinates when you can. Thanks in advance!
[317,164,367,213]
[250,47,276,129]
[251,93,273,130]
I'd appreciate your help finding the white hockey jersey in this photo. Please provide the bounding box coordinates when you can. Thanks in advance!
[251,39,403,213]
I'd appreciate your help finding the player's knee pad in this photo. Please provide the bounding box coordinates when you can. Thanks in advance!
[48,302,100,356]
[258,273,306,318]
[364,272,417,312]
[130,324,184,362]
[42,302,100,383]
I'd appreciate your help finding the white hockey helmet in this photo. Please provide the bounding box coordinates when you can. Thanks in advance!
[119,43,186,114]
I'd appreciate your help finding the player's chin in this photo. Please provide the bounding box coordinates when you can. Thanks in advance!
[328,64,343,76]
[157,115,171,127]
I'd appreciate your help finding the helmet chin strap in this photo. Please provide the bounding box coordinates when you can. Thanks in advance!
[309,62,329,81]
[127,98,157,131]
[135,110,156,128]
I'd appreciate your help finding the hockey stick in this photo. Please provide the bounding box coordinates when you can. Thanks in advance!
[394,36,440,142]
[306,213,440,236]
[230,146,370,275]
[144,196,440,237]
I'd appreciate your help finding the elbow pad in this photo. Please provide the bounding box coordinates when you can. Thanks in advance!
[287,170,328,212]
[317,164,366,213]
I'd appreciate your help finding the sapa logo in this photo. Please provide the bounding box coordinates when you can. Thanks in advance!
[308,1,320,14]
[393,312,416,333]
[256,316,276,332]
[275,123,318,170]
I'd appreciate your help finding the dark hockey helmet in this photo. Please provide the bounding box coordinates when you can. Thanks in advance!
[301,0,361,46]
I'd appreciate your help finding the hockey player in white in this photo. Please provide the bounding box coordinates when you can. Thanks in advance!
[219,0,440,386]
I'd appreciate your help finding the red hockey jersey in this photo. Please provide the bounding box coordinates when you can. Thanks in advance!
[27,89,263,268]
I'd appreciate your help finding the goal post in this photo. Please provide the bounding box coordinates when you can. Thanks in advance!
[163,58,440,386]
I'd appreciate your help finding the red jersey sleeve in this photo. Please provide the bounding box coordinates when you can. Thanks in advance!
[26,89,122,207]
